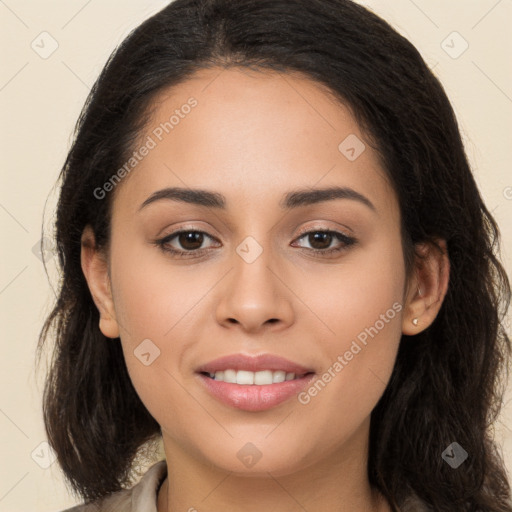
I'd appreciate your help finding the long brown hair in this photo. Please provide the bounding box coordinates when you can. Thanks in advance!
[37,0,512,510]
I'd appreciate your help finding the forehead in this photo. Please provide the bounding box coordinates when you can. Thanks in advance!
[111,67,396,218]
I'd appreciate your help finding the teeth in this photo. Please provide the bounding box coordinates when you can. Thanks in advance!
[208,369,300,385]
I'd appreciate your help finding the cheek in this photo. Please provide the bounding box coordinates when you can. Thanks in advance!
[107,241,212,428]
[295,244,405,440]
[109,237,206,343]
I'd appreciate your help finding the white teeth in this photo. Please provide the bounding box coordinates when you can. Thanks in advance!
[273,370,286,383]
[254,370,273,385]
[208,369,300,385]
[223,369,237,383]
[236,370,254,385]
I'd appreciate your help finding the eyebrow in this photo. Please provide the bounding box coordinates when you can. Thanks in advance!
[138,185,376,213]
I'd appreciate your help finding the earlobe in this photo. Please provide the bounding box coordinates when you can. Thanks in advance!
[402,239,450,335]
[80,225,120,339]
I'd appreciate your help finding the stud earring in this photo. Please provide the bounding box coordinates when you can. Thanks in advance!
[412,318,419,326]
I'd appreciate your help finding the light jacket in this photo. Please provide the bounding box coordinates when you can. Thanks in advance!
[60,460,434,511]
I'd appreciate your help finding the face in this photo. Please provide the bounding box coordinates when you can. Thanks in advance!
[92,67,410,477]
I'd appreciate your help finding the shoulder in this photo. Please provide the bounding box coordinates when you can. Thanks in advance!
[400,492,434,512]
[58,460,168,512]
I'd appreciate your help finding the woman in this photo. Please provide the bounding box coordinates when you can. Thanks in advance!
[37,0,512,510]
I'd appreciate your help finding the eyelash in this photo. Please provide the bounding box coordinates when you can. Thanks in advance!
[153,227,357,259]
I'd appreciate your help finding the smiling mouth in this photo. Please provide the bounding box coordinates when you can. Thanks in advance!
[200,369,314,385]
[197,370,317,411]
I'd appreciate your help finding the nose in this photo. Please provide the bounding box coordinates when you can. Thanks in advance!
[214,240,295,333]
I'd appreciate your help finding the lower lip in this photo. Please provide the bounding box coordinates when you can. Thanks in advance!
[196,373,315,411]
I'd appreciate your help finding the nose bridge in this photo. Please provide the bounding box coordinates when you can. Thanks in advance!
[229,209,278,277]
[215,230,294,331]
[232,232,280,303]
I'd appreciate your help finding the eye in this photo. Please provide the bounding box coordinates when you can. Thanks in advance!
[154,227,357,259]
[292,229,357,256]
[154,229,220,258]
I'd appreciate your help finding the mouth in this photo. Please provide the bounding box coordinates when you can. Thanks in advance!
[199,369,313,384]
[196,352,315,376]
[195,353,316,411]
[196,353,316,412]
[196,372,316,411]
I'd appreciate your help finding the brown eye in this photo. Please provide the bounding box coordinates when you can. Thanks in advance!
[307,232,334,250]
[292,229,357,256]
[155,228,356,260]
[176,231,205,251]
[155,229,219,258]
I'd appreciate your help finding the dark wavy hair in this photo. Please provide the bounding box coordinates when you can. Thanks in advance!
[36,0,512,510]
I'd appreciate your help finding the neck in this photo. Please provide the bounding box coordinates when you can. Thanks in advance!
[157,420,391,512]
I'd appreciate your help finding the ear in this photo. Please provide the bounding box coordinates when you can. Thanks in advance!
[80,225,120,339]
[402,239,450,335]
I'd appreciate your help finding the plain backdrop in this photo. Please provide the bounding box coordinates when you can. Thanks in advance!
[0,1,511,510]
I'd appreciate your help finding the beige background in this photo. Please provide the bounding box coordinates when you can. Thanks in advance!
[0,1,511,510]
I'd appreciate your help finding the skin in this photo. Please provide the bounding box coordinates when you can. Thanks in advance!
[81,67,449,512]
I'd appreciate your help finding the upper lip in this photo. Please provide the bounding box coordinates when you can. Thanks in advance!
[196,353,315,375]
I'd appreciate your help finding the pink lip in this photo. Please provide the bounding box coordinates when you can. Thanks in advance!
[196,353,314,375]
[195,353,316,412]
[196,373,316,411]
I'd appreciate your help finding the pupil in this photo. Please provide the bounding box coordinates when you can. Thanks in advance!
[177,232,332,251]
[180,232,203,250]
[311,232,331,249]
